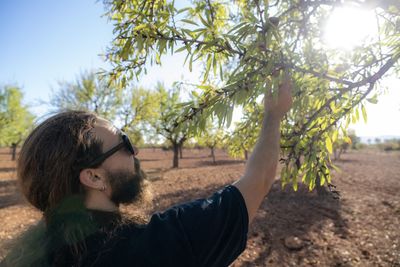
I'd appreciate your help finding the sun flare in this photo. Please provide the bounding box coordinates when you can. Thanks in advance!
[323,7,377,50]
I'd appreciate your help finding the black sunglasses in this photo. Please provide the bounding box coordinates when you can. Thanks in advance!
[86,132,138,168]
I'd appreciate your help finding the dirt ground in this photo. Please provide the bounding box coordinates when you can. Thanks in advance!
[0,147,399,266]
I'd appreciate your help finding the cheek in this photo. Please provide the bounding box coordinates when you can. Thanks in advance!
[119,151,135,168]
[109,153,135,173]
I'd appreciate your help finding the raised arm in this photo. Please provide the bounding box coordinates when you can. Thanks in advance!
[233,75,293,224]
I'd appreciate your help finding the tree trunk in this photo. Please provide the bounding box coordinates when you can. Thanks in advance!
[179,144,183,159]
[244,150,248,160]
[173,143,179,168]
[11,143,17,161]
[211,147,216,164]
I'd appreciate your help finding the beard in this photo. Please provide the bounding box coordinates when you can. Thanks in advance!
[106,158,148,206]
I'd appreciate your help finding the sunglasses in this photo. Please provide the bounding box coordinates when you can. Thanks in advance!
[86,132,138,168]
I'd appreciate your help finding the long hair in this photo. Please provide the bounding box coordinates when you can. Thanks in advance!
[17,110,103,217]
[2,111,108,266]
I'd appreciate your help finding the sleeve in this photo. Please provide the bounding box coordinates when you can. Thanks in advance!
[136,185,249,267]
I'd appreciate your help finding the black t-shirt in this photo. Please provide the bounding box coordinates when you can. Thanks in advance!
[84,185,248,267]
[3,185,248,267]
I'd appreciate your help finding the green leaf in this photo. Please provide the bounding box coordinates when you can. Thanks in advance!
[159,39,167,54]
[301,172,308,183]
[177,7,191,14]
[330,163,341,173]
[226,105,233,128]
[309,176,315,191]
[198,14,210,27]
[361,104,368,123]
[189,53,194,72]
[351,114,357,124]
[121,37,132,60]
[181,19,199,26]
[227,22,247,34]
[319,173,326,186]
[326,136,333,154]
[134,24,147,31]
[175,46,188,53]
[203,54,212,82]
[332,130,338,143]
[367,97,378,104]
[155,53,161,64]
[213,54,217,76]
[292,173,298,191]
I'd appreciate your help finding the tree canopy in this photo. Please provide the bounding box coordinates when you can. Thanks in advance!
[118,86,160,145]
[195,120,225,163]
[103,0,400,190]
[50,71,162,146]
[0,85,35,147]
[50,71,121,120]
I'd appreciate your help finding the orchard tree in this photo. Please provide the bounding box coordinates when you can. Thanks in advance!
[347,129,361,149]
[332,136,352,160]
[50,71,120,120]
[196,121,225,164]
[0,86,35,160]
[50,71,162,145]
[118,86,160,145]
[154,83,190,168]
[104,0,400,190]
[226,103,262,160]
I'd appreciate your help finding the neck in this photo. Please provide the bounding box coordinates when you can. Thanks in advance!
[84,189,118,212]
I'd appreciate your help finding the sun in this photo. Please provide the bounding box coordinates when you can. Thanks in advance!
[323,7,377,50]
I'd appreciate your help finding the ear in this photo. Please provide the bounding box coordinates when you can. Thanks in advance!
[79,168,104,191]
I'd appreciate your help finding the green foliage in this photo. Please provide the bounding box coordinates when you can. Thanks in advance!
[332,133,352,160]
[153,83,190,145]
[50,71,163,146]
[0,85,35,146]
[50,71,120,120]
[194,120,226,163]
[348,130,361,150]
[195,120,225,150]
[118,87,160,145]
[104,0,400,190]
[227,103,262,159]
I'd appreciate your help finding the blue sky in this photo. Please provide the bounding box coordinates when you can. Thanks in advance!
[0,1,399,137]
[0,0,113,114]
[0,0,199,114]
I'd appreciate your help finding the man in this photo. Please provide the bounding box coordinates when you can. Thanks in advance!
[2,76,292,267]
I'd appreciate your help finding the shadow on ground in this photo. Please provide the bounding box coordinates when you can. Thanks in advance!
[241,181,347,266]
[0,167,16,172]
[194,159,245,167]
[139,158,163,162]
[0,178,24,209]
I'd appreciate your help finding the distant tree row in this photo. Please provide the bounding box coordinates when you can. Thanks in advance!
[1,73,371,168]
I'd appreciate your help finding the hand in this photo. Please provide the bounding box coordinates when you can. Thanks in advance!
[264,73,293,119]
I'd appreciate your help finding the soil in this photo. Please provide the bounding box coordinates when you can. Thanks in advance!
[0,147,399,266]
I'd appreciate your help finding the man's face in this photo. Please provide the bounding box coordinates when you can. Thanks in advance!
[91,118,149,206]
